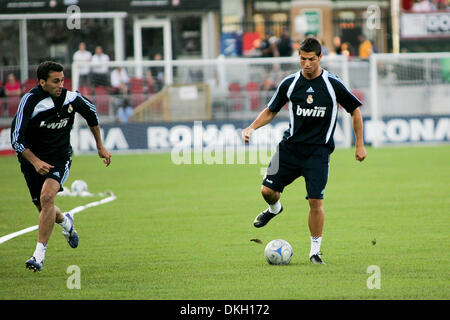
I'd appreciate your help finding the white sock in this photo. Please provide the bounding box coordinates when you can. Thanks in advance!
[309,236,322,257]
[268,200,282,214]
[33,242,47,263]
[58,214,72,232]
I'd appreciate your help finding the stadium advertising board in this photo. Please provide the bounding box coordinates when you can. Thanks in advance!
[0,128,15,156]
[401,12,450,39]
[1,117,448,156]
[71,116,450,153]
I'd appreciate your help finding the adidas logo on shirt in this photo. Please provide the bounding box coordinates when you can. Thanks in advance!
[306,87,314,93]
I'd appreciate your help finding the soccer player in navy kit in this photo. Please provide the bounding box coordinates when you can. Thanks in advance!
[11,61,111,272]
[242,38,367,264]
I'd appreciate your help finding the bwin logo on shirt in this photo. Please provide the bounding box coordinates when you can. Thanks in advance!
[296,105,326,117]
[40,118,69,129]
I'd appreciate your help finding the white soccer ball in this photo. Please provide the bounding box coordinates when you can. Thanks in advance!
[71,180,88,194]
[264,239,293,265]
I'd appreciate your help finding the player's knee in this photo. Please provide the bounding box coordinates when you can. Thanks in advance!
[308,198,323,210]
[261,186,279,201]
[40,191,55,208]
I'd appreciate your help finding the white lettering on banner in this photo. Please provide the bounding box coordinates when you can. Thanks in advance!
[410,119,435,141]
[148,121,343,152]
[427,14,449,33]
[386,119,410,142]
[78,128,101,151]
[169,125,192,148]
[73,118,449,154]
[147,127,170,149]
[365,118,450,143]
[104,128,129,150]
[435,118,450,140]
[401,12,450,37]
[77,128,129,151]
[0,128,13,151]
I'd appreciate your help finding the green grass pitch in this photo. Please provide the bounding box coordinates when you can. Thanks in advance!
[0,145,449,300]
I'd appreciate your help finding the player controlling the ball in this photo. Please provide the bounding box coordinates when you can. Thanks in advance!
[242,37,367,264]
[11,61,111,272]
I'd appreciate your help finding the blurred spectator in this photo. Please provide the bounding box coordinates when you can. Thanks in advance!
[4,73,22,96]
[291,39,301,56]
[434,0,449,9]
[146,53,164,93]
[72,42,92,88]
[333,36,342,55]
[370,40,378,54]
[110,67,129,95]
[261,74,276,91]
[91,46,110,87]
[116,98,134,123]
[358,35,373,59]
[318,37,329,56]
[341,42,353,57]
[259,32,280,58]
[277,29,293,57]
[412,0,436,11]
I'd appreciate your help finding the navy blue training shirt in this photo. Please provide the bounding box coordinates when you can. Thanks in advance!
[268,68,362,150]
[11,85,99,162]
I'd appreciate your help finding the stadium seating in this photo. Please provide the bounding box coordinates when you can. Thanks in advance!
[78,86,92,100]
[94,86,110,115]
[228,82,243,111]
[7,96,21,117]
[64,78,72,91]
[245,81,261,111]
[23,78,37,93]
[129,77,145,107]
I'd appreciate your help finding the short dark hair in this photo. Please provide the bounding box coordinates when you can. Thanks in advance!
[37,61,64,81]
[299,37,322,56]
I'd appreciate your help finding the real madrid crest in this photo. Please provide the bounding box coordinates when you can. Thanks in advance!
[306,94,314,104]
[68,104,73,113]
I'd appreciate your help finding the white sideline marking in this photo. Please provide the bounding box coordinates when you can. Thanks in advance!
[0,194,117,245]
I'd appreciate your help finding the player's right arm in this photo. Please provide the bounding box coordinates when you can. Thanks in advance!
[21,149,54,175]
[11,93,54,175]
[242,73,294,143]
[242,108,277,143]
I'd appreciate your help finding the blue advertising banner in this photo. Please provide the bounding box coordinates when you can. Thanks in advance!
[2,116,449,156]
[220,33,242,57]
[70,116,449,153]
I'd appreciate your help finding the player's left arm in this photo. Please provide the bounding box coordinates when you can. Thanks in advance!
[329,75,367,162]
[350,107,367,162]
[89,125,111,167]
[72,92,111,166]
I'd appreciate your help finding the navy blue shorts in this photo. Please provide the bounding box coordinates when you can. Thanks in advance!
[262,141,331,199]
[20,157,72,206]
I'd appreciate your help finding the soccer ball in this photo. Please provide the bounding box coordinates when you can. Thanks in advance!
[264,239,293,265]
[71,180,88,194]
